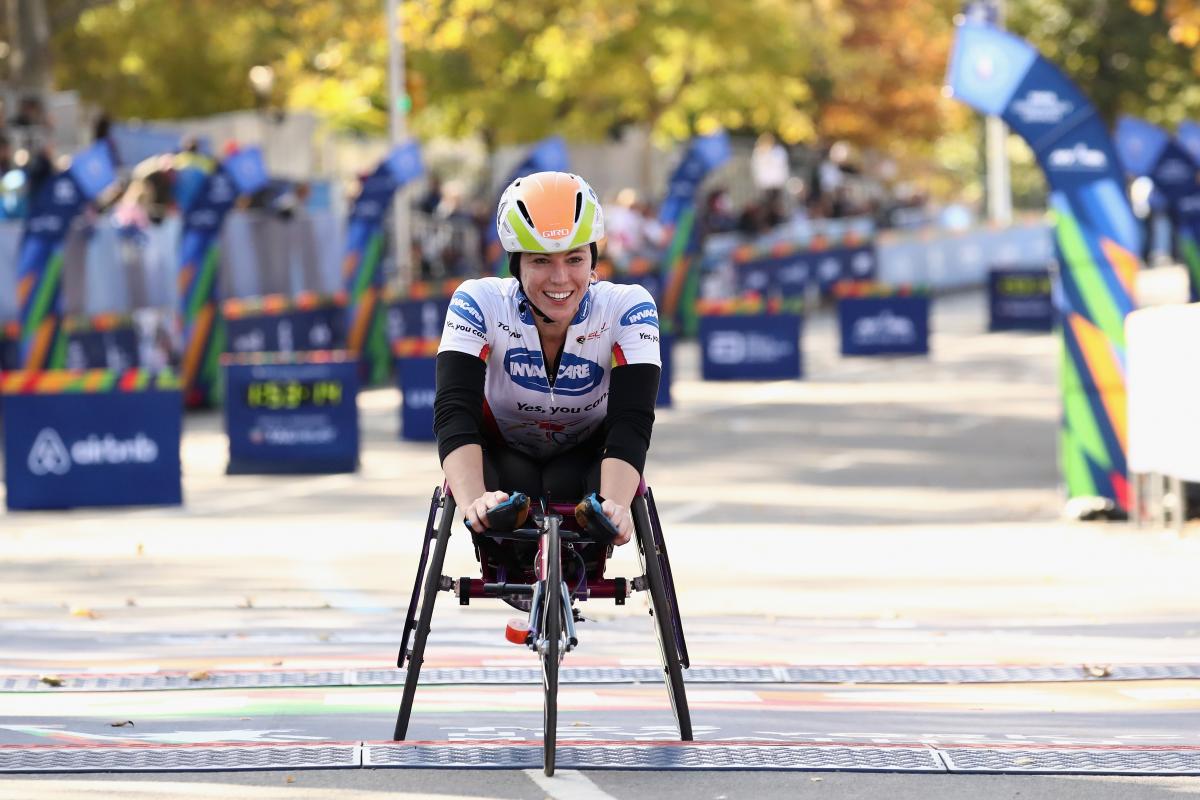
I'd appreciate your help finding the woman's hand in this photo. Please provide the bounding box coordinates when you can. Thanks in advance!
[601,498,634,546]
[463,490,510,533]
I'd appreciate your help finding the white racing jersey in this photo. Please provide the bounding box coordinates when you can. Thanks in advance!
[438,277,661,459]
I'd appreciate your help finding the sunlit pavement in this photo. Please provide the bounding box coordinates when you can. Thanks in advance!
[2,291,1199,797]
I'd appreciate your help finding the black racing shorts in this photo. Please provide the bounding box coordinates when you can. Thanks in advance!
[481,432,605,504]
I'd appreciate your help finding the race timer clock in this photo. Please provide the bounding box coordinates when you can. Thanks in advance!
[245,379,344,410]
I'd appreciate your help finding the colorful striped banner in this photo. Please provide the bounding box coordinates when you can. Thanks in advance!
[342,142,423,385]
[390,338,440,359]
[176,149,267,408]
[949,20,1140,510]
[16,144,116,370]
[0,368,180,395]
[657,133,731,336]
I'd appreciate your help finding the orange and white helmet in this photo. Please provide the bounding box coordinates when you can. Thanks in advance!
[495,171,605,254]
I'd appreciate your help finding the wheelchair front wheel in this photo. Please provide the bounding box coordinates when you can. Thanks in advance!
[540,514,561,776]
[633,496,692,741]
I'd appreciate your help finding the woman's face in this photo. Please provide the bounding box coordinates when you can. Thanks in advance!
[520,247,594,323]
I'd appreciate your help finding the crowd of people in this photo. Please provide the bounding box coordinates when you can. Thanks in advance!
[0,97,938,287]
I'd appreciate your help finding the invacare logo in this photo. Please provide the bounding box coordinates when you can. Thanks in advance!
[619,302,659,329]
[449,291,487,334]
[504,349,604,396]
[1047,143,1108,171]
[27,428,159,476]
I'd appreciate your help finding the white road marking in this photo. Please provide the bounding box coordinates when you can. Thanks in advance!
[525,768,622,800]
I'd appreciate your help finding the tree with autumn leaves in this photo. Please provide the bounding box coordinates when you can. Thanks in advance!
[4,0,1200,199]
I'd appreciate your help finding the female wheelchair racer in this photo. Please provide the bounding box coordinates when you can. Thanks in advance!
[392,172,690,775]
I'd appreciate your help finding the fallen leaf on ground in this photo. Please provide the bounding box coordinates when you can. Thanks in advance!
[1084,664,1112,678]
[125,598,137,607]
[285,776,295,784]
[136,543,145,556]
[39,675,64,687]
[187,671,211,682]
[70,607,99,619]
[110,720,135,727]
[271,661,284,667]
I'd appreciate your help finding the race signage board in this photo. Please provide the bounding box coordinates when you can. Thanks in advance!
[657,332,673,407]
[225,305,346,355]
[223,353,359,474]
[396,355,437,441]
[2,370,183,510]
[698,313,802,381]
[838,296,930,356]
[988,267,1054,331]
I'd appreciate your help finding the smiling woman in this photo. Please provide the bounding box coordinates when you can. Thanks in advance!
[434,170,662,548]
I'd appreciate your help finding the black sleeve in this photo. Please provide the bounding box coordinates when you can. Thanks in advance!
[434,350,487,464]
[602,363,660,475]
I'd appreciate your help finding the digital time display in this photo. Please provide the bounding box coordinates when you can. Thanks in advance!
[245,379,344,410]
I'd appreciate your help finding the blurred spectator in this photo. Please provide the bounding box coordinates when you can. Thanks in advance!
[93,112,121,170]
[604,188,643,259]
[701,188,737,235]
[737,199,769,237]
[814,144,845,212]
[751,133,789,192]
[762,188,787,228]
[417,174,442,215]
[637,200,667,250]
[0,134,12,175]
[114,179,152,238]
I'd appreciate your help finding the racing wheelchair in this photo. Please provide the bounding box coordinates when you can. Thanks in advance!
[392,482,691,775]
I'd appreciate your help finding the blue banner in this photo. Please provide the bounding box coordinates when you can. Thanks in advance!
[988,267,1054,331]
[16,143,117,369]
[3,389,182,510]
[1114,116,1200,302]
[343,142,425,384]
[948,19,1140,507]
[657,332,673,407]
[397,356,437,441]
[224,359,360,474]
[226,307,346,355]
[698,313,802,381]
[838,296,930,356]
[177,148,268,407]
[734,246,877,299]
[385,296,450,343]
[659,132,732,227]
[1177,120,1200,166]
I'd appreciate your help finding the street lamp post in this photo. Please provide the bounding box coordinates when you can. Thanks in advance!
[983,0,1013,226]
[387,0,412,287]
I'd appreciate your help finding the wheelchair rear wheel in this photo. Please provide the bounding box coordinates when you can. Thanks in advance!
[541,514,561,776]
[633,496,692,740]
[393,493,456,741]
